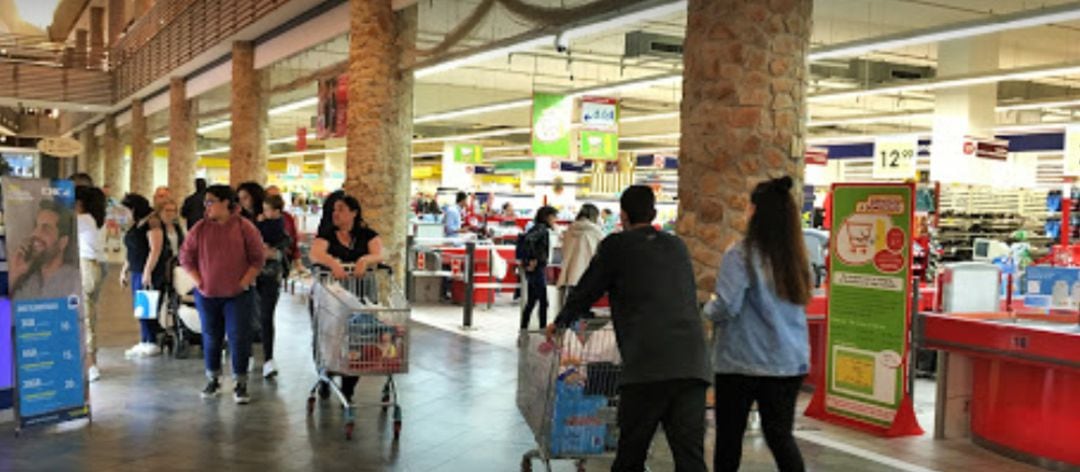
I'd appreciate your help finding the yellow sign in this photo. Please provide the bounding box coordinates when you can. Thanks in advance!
[872,136,917,179]
[1065,125,1080,176]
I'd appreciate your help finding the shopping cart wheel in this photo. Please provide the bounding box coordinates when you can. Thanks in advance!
[306,396,316,415]
[393,420,402,440]
[345,422,354,441]
[520,456,532,472]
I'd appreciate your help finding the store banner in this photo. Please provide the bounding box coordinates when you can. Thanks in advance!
[806,182,922,437]
[296,127,307,152]
[317,74,348,139]
[872,136,917,179]
[579,130,619,161]
[805,147,829,166]
[1065,125,1080,176]
[531,93,572,158]
[1,178,89,430]
[453,144,484,164]
[580,97,618,130]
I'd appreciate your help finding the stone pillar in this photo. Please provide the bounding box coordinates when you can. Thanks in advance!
[344,0,415,278]
[168,78,197,198]
[74,29,88,68]
[135,0,154,17]
[79,128,99,178]
[130,99,153,197]
[229,41,267,187]
[89,7,105,69]
[929,36,1002,186]
[103,115,125,196]
[677,0,813,297]
[108,0,126,47]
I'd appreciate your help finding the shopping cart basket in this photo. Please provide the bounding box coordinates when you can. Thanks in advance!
[307,263,410,440]
[517,319,625,472]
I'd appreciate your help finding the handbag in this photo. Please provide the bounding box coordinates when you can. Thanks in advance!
[134,289,162,320]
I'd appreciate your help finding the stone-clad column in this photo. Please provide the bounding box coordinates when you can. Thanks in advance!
[677,0,813,297]
[108,0,126,47]
[89,7,105,69]
[135,0,154,18]
[130,98,153,197]
[168,77,197,198]
[79,128,100,180]
[229,41,267,187]
[74,29,88,69]
[345,0,415,278]
[103,115,125,196]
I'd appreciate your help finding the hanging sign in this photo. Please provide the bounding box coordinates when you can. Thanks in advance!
[579,130,619,161]
[296,127,308,152]
[872,137,917,179]
[453,144,484,164]
[1,178,90,430]
[531,93,572,158]
[36,137,83,158]
[806,182,922,437]
[1065,126,1080,176]
[580,97,618,130]
[317,75,348,139]
[805,147,829,166]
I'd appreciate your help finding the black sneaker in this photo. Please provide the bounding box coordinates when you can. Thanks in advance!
[201,378,221,398]
[234,381,251,405]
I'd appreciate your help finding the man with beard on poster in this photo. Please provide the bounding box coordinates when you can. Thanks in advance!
[9,200,81,300]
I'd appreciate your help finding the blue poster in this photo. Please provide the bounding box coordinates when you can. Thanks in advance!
[1,177,88,429]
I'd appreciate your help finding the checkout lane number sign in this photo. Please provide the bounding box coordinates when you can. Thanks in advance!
[872,136,917,180]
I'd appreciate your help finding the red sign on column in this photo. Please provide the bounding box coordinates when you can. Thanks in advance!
[297,127,307,151]
[451,258,463,277]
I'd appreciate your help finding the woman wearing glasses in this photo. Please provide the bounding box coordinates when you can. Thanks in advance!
[179,185,265,405]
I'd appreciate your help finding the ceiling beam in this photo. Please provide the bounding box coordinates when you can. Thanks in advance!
[47,0,92,42]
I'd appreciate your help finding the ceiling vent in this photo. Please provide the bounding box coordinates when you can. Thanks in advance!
[625,31,684,59]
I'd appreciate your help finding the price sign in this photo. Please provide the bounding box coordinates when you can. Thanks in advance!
[872,136,918,179]
[1065,125,1080,176]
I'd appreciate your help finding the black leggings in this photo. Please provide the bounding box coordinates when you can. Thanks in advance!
[713,374,805,472]
[256,276,281,361]
[520,270,548,330]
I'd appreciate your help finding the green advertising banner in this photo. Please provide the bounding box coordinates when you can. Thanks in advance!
[531,93,572,158]
[453,144,483,164]
[579,130,619,161]
[806,182,922,437]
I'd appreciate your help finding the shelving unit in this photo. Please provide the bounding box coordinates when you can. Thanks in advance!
[935,185,1050,262]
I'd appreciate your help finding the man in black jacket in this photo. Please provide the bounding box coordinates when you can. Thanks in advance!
[549,185,709,472]
[180,178,207,231]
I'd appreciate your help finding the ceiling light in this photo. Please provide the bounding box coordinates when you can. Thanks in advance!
[806,133,927,145]
[268,133,316,145]
[196,146,230,156]
[628,146,679,154]
[413,127,531,144]
[197,120,231,134]
[414,99,532,124]
[809,3,1080,61]
[570,73,681,98]
[809,61,1080,103]
[414,35,556,78]
[808,112,934,127]
[268,97,318,116]
[620,133,681,143]
[620,112,680,123]
[558,1,687,46]
[270,146,348,159]
[152,136,169,144]
[485,144,531,152]
[996,98,1080,112]
[412,152,442,159]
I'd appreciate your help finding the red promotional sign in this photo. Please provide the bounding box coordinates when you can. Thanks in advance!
[805,147,829,166]
[297,127,307,151]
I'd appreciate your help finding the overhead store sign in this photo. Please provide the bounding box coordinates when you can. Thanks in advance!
[453,144,484,164]
[317,74,347,139]
[806,182,922,437]
[531,93,572,158]
[963,137,1008,161]
[805,147,828,166]
[1065,125,1080,176]
[579,130,618,161]
[580,97,618,130]
[37,137,82,158]
[872,136,917,179]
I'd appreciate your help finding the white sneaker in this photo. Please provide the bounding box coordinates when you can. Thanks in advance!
[262,360,278,379]
[87,365,101,382]
[142,343,162,357]
[124,343,144,359]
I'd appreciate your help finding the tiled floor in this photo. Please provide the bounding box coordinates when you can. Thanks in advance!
[0,272,1048,471]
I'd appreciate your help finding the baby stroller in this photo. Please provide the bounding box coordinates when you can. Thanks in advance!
[166,265,204,359]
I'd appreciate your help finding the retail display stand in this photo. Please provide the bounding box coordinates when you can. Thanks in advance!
[805,182,923,437]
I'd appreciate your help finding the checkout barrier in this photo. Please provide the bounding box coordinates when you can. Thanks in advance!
[407,236,522,328]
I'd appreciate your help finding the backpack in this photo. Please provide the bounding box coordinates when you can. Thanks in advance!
[516,226,547,265]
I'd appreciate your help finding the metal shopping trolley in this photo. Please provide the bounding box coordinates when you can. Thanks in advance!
[517,319,627,472]
[306,264,410,440]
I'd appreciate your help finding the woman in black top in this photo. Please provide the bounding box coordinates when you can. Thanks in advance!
[236,182,265,224]
[309,194,384,401]
[120,193,170,358]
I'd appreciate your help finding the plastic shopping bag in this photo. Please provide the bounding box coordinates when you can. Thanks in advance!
[134,289,161,319]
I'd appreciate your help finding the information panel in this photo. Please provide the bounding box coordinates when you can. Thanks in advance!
[806,182,922,437]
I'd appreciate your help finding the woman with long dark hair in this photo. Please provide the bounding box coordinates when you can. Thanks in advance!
[519,205,558,330]
[236,182,265,223]
[120,193,169,359]
[705,176,811,472]
[76,186,107,380]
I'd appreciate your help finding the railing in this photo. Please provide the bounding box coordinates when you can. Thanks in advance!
[0,32,101,70]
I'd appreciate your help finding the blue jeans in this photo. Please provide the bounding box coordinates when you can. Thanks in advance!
[131,271,163,343]
[194,288,255,381]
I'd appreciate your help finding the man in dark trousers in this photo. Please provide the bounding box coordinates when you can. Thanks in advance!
[181,178,208,230]
[548,185,709,472]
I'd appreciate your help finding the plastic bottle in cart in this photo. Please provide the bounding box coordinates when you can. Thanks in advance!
[1052,280,1070,308]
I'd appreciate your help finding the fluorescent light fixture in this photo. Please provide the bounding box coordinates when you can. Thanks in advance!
[196,146,231,156]
[620,132,681,143]
[414,35,556,78]
[628,146,679,154]
[809,61,1080,103]
[153,136,169,144]
[197,120,232,134]
[412,152,442,159]
[267,133,316,145]
[807,133,926,145]
[621,111,680,123]
[993,122,1073,133]
[485,144,531,152]
[413,127,531,144]
[268,97,318,116]
[808,112,934,127]
[558,1,687,46]
[570,73,681,98]
[809,2,1080,61]
[997,98,1080,112]
[415,99,532,124]
[270,146,348,159]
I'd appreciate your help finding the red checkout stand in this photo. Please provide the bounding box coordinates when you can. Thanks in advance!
[920,310,1080,468]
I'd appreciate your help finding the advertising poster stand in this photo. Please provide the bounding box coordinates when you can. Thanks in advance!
[805,182,923,438]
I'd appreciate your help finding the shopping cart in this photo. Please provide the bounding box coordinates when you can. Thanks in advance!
[517,319,625,472]
[306,263,410,441]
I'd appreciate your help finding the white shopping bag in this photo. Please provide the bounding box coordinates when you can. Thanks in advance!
[134,289,161,320]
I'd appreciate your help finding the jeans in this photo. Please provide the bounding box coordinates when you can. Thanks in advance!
[130,271,163,344]
[194,288,255,381]
[713,374,806,472]
[256,276,281,362]
[613,379,708,472]
[520,269,548,330]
